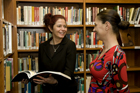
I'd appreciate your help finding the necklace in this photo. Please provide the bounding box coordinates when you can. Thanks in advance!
[52,40,60,52]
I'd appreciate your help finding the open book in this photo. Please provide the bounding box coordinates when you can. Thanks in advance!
[12,70,71,82]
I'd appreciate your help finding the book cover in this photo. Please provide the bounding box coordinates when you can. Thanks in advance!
[12,70,71,83]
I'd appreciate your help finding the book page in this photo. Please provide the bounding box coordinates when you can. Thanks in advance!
[34,71,71,80]
[22,70,37,79]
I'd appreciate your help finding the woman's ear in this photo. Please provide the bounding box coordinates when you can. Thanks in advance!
[48,26,53,33]
[105,21,110,31]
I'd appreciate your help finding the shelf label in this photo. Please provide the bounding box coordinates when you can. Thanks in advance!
[134,25,140,27]
[134,46,140,49]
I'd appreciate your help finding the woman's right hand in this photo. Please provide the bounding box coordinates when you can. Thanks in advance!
[21,79,29,84]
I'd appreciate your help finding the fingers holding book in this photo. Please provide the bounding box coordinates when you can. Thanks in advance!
[21,79,29,84]
[33,74,58,85]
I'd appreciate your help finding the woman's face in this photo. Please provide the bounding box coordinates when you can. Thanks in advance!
[52,18,67,39]
[93,17,106,41]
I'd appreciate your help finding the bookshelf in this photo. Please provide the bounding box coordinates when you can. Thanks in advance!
[0,58,2,62]
[74,71,84,74]
[86,24,134,27]
[17,25,84,28]
[0,0,140,93]
[16,0,83,3]
[17,48,84,52]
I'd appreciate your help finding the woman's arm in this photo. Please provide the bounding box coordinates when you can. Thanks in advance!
[64,41,76,77]
[112,52,130,93]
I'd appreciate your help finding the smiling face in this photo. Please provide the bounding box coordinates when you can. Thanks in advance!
[50,18,67,39]
[93,16,107,41]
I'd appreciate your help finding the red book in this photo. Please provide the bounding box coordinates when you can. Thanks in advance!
[65,7,68,22]
[37,7,39,25]
[34,7,37,25]
[75,32,78,45]
[93,32,96,46]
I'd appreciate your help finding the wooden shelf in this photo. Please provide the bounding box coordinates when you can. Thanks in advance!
[86,67,140,72]
[86,71,90,73]
[0,58,2,63]
[127,66,140,71]
[1,19,14,26]
[77,48,84,51]
[86,24,135,27]
[85,46,140,50]
[4,51,15,59]
[16,0,83,3]
[18,48,84,52]
[129,86,140,92]
[17,25,45,28]
[67,25,83,27]
[122,46,140,49]
[86,48,101,50]
[129,24,134,27]
[121,46,135,49]
[18,49,39,52]
[17,25,83,28]
[85,0,140,3]
[86,25,95,27]
[74,71,84,74]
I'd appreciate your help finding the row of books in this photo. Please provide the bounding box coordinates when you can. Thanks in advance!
[18,56,38,72]
[86,30,103,48]
[75,53,84,72]
[18,82,43,93]
[4,58,13,92]
[75,76,84,93]
[17,30,84,50]
[17,31,52,50]
[114,6,140,25]
[17,6,83,25]
[86,6,140,25]
[75,51,99,72]
[86,76,92,93]
[66,30,84,48]
[75,76,92,93]
[3,23,13,56]
[18,56,39,93]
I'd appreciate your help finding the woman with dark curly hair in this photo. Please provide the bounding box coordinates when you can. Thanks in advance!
[88,9,130,93]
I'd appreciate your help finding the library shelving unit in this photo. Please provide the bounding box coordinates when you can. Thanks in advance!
[0,0,140,93]
[15,0,85,93]
[0,0,18,93]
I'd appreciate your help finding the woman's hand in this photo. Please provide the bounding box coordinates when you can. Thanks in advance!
[21,79,29,84]
[33,74,58,85]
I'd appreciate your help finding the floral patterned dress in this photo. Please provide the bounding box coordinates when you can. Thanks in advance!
[88,45,130,93]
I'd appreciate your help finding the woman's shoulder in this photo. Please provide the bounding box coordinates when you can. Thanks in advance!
[116,45,125,55]
[63,36,75,45]
[39,40,49,48]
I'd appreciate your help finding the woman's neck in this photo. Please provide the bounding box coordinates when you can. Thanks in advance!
[51,37,63,45]
[103,34,119,51]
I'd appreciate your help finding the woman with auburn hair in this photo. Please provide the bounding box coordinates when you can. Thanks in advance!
[22,14,77,93]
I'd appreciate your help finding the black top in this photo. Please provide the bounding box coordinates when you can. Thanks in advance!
[38,36,77,93]
[49,43,60,58]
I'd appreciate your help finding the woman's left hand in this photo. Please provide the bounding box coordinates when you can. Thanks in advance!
[33,74,58,85]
